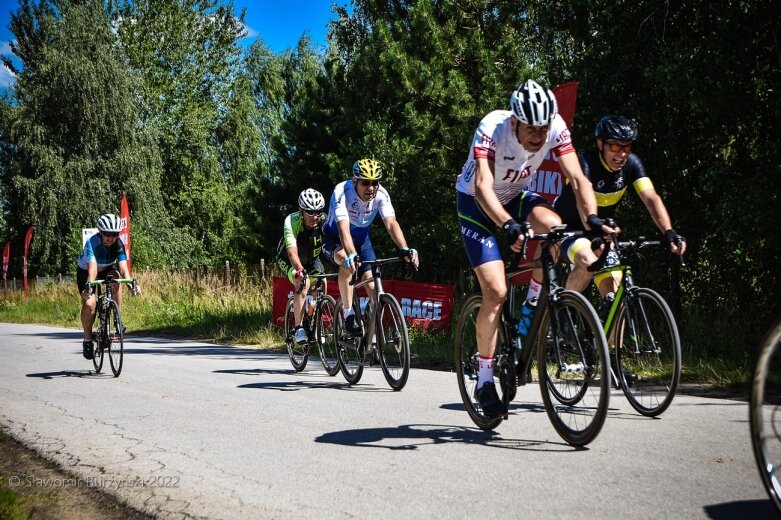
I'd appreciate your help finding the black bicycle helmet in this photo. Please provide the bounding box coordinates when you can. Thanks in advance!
[595,115,638,141]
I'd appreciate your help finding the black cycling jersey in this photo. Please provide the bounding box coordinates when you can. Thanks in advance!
[275,212,324,266]
[554,149,649,231]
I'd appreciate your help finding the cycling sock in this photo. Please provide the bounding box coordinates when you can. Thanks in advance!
[343,308,354,320]
[477,355,495,389]
[526,277,542,301]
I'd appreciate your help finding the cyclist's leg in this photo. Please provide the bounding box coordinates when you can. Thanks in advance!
[77,267,96,341]
[517,194,557,299]
[277,254,307,328]
[562,236,597,292]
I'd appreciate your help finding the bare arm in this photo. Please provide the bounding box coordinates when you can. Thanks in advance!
[383,216,419,268]
[474,157,512,226]
[637,189,687,254]
[558,152,597,228]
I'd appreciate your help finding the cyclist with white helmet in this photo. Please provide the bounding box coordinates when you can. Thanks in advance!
[554,114,686,300]
[276,188,327,344]
[455,79,610,417]
[322,159,419,337]
[77,213,140,360]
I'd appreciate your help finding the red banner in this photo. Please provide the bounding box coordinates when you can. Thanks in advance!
[23,226,34,296]
[272,275,455,332]
[120,193,131,269]
[2,242,9,288]
[513,81,580,284]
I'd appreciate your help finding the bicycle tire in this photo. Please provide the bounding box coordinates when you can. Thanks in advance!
[751,314,781,515]
[107,301,124,377]
[92,330,104,374]
[377,293,410,391]
[284,297,308,371]
[335,299,364,385]
[316,295,340,376]
[454,294,505,430]
[537,290,610,446]
[615,287,681,416]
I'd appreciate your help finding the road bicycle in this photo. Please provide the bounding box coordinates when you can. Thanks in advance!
[750,313,781,514]
[455,224,611,446]
[283,272,340,375]
[86,276,136,377]
[335,257,411,391]
[592,234,682,417]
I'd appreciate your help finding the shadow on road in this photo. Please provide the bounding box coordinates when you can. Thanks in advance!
[26,370,113,379]
[315,423,579,452]
[704,499,777,519]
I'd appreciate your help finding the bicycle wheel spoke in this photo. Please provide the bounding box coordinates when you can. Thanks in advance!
[335,299,364,385]
[377,294,410,391]
[107,302,124,377]
[316,295,340,376]
[284,297,309,372]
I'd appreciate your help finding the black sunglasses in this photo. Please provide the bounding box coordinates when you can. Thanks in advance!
[359,180,379,187]
[101,232,119,238]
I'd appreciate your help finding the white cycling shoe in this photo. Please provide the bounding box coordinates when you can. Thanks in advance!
[294,327,308,344]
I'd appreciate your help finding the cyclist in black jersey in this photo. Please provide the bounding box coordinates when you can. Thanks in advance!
[554,115,686,298]
[276,189,327,344]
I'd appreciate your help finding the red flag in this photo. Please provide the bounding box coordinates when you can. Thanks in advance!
[120,193,131,270]
[23,226,34,296]
[553,81,579,128]
[2,242,9,288]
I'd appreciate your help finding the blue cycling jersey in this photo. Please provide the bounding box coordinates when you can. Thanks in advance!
[77,234,128,270]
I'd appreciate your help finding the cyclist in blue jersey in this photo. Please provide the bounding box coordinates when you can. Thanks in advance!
[77,214,140,359]
[276,188,327,344]
[554,115,686,301]
[322,159,419,336]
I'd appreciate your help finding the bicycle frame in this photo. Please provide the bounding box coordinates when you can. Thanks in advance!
[348,258,395,351]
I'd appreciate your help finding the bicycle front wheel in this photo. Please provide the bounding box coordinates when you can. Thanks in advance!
[751,314,781,515]
[284,297,308,372]
[538,290,610,446]
[335,299,364,385]
[316,295,340,376]
[614,287,681,416]
[107,301,124,377]
[454,294,505,430]
[377,293,410,391]
[92,330,104,374]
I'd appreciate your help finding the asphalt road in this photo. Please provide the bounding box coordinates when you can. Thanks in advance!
[0,323,773,519]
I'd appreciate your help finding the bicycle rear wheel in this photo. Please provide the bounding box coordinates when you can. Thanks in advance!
[454,294,505,430]
[284,297,308,371]
[335,299,364,385]
[751,314,781,515]
[92,330,104,373]
[316,295,340,376]
[377,293,410,391]
[107,301,124,377]
[538,290,610,446]
[614,287,681,416]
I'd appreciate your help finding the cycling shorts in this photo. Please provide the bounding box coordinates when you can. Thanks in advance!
[276,255,325,284]
[322,232,375,277]
[76,265,120,293]
[457,190,548,268]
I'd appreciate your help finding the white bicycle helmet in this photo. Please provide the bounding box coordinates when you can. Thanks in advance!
[509,79,558,126]
[96,214,122,233]
[298,189,325,212]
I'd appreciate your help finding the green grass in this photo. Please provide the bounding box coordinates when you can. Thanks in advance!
[0,483,33,520]
[0,271,753,390]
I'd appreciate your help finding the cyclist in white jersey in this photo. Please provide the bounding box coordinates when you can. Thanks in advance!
[322,158,419,336]
[455,79,615,417]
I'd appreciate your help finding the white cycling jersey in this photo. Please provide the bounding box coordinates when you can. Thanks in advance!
[323,179,396,242]
[455,110,575,205]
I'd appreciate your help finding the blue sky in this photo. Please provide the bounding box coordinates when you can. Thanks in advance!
[0,0,343,89]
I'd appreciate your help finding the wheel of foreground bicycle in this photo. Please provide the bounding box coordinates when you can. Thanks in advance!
[537,290,610,446]
[284,297,308,371]
[377,293,410,391]
[750,314,781,515]
[454,294,505,430]
[92,330,104,373]
[107,301,124,377]
[334,299,364,385]
[316,295,340,376]
[615,287,681,417]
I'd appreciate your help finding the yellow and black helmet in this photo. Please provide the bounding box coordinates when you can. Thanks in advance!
[352,158,383,180]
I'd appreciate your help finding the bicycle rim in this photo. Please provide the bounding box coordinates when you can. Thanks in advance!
[335,299,364,385]
[107,302,124,377]
[284,297,308,371]
[92,331,104,373]
[454,295,504,430]
[538,291,610,446]
[316,295,340,376]
[377,294,410,391]
[615,288,681,416]
[751,316,781,515]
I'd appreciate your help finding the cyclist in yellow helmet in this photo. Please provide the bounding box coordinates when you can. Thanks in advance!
[322,159,419,336]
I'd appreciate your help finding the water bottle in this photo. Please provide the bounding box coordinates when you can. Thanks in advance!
[306,295,315,317]
[517,297,537,336]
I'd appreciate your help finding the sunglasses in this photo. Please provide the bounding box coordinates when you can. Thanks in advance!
[302,210,321,217]
[101,232,119,238]
[359,180,379,187]
[606,141,632,153]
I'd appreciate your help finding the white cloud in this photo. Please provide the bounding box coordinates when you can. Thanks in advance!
[238,20,258,39]
[0,63,16,88]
